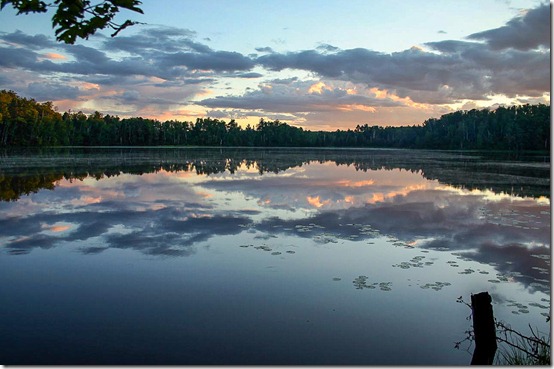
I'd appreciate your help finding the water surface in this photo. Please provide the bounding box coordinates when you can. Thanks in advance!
[0,148,550,365]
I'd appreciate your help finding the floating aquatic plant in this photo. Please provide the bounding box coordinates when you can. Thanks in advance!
[352,276,391,291]
[419,281,451,291]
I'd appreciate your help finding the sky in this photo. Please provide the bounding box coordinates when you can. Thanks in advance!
[0,0,550,130]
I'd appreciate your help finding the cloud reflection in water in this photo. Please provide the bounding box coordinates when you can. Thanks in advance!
[0,156,549,295]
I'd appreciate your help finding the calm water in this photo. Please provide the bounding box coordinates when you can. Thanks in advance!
[0,148,550,365]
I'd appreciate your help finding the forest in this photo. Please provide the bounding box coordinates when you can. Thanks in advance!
[0,90,550,150]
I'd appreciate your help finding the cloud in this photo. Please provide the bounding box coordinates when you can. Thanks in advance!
[255,46,274,53]
[0,29,55,49]
[0,152,549,295]
[0,4,549,125]
[206,109,297,121]
[160,50,254,72]
[467,3,550,50]
[0,26,256,81]
[235,72,263,79]
[198,79,404,114]
[249,5,550,104]
[27,81,82,101]
[102,26,197,54]
[0,45,41,68]
[256,36,549,103]
[316,43,340,52]
[252,188,550,292]
[425,39,549,98]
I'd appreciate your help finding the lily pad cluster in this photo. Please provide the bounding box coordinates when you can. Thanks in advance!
[353,276,392,291]
[507,301,530,315]
[504,297,551,316]
[420,281,452,291]
[239,243,296,256]
[312,233,339,244]
[485,271,525,284]
[392,255,433,269]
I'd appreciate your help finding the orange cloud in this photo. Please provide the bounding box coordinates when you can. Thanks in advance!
[336,179,375,187]
[196,191,213,199]
[80,82,100,91]
[308,82,331,94]
[364,184,430,204]
[42,52,66,60]
[307,195,330,208]
[50,225,71,232]
[40,222,73,233]
[336,104,376,112]
[146,109,203,122]
[344,195,354,203]
[369,87,428,109]
[76,195,102,205]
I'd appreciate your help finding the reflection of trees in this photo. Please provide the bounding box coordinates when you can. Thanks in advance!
[0,147,549,201]
[0,173,61,201]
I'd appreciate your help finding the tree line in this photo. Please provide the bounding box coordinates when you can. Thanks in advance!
[0,90,550,150]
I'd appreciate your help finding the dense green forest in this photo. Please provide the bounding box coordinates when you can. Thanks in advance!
[0,90,550,150]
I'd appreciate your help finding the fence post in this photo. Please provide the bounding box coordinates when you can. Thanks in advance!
[470,291,497,365]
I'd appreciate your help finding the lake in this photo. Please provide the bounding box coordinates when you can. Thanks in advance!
[0,147,550,365]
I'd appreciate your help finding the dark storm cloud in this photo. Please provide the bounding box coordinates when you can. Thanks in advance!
[467,3,550,50]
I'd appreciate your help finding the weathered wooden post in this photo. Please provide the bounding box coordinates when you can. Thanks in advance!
[470,292,497,365]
